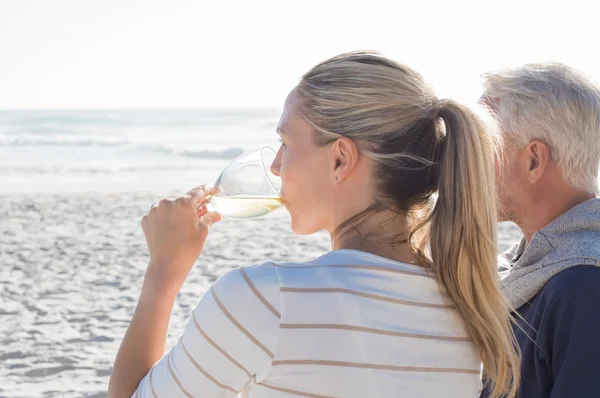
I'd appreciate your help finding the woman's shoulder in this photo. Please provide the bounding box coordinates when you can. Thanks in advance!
[207,262,282,330]
[271,249,432,278]
[211,250,438,312]
[269,250,443,302]
[213,262,281,298]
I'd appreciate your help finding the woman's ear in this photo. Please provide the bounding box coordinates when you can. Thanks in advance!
[330,137,360,183]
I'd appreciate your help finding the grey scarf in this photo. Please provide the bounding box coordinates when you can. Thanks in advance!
[500,198,600,310]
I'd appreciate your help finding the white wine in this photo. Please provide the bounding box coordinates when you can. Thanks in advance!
[209,195,284,218]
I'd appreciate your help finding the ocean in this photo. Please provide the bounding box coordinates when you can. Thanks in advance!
[0,109,282,194]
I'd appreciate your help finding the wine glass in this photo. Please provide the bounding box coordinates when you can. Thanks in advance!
[205,146,283,218]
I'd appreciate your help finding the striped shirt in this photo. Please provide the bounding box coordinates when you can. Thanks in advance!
[134,249,482,397]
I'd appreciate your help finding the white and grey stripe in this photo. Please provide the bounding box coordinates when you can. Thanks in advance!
[134,251,482,398]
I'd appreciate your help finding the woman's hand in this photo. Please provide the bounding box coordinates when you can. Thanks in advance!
[141,185,222,289]
[109,186,222,398]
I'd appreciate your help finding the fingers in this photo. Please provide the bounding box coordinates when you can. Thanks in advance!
[196,204,209,217]
[199,211,222,228]
[183,185,213,209]
[145,185,214,222]
[196,205,222,227]
[148,198,172,213]
[143,199,169,227]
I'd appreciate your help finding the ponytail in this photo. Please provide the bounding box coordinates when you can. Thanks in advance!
[294,51,520,397]
[411,100,520,398]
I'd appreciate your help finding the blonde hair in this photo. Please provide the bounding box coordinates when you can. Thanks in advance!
[298,51,520,398]
[483,62,600,195]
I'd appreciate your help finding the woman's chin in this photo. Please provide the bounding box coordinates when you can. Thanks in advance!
[291,226,314,235]
[289,214,320,236]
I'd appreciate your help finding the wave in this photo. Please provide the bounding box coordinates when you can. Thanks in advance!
[0,109,280,129]
[179,147,244,159]
[0,135,245,160]
[0,164,207,174]
[0,136,127,147]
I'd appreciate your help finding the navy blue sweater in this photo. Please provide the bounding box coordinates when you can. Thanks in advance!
[482,265,600,397]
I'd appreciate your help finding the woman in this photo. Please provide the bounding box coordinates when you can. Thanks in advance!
[109,51,519,398]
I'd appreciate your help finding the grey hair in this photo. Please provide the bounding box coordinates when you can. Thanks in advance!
[483,62,600,194]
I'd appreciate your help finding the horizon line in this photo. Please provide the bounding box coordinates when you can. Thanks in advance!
[0,105,282,112]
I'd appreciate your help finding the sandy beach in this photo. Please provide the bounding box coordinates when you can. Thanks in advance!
[0,191,522,398]
[0,191,331,398]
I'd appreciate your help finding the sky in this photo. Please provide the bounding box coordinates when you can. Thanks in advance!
[1,0,599,109]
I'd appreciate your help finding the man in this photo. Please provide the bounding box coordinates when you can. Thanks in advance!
[481,63,600,397]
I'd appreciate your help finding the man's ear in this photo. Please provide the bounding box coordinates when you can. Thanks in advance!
[523,139,551,183]
[330,137,360,183]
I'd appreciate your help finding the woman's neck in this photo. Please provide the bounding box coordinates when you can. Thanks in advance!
[331,210,421,265]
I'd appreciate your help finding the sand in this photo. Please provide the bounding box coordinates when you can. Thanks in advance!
[0,192,521,398]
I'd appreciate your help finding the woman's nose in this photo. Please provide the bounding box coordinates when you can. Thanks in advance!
[270,147,282,177]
